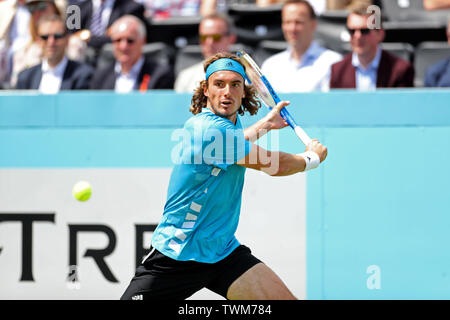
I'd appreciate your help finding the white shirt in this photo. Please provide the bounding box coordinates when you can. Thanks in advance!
[92,0,115,34]
[352,46,382,91]
[308,0,326,15]
[39,57,69,94]
[261,42,342,92]
[174,61,204,93]
[114,57,145,93]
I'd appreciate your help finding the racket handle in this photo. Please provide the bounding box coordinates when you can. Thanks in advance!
[278,108,311,146]
[294,126,312,146]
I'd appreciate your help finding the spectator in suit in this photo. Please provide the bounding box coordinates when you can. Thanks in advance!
[71,0,147,51]
[15,14,94,92]
[174,13,236,93]
[424,19,450,87]
[261,0,342,92]
[329,8,414,89]
[0,0,67,88]
[90,15,174,92]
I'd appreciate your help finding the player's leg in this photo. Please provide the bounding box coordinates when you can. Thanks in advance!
[120,248,212,300]
[226,262,297,300]
[206,245,296,300]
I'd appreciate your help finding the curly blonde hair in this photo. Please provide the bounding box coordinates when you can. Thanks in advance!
[190,52,261,116]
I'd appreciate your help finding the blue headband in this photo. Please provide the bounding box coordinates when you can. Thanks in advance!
[205,58,246,80]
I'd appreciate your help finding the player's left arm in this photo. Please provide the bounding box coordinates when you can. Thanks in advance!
[243,100,290,143]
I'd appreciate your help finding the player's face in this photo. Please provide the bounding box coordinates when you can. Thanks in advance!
[38,20,68,66]
[111,22,145,69]
[282,3,316,48]
[347,13,384,57]
[199,18,235,59]
[204,70,245,123]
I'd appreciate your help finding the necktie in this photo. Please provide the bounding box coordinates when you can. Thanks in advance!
[90,1,106,36]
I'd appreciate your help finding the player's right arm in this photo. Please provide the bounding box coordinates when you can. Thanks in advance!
[237,140,327,176]
[243,101,290,143]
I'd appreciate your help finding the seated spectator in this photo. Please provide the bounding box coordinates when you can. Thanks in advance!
[174,13,236,93]
[137,0,202,20]
[424,19,450,87]
[329,8,414,89]
[15,14,94,92]
[1,0,67,88]
[261,0,342,92]
[90,15,174,92]
[72,0,147,51]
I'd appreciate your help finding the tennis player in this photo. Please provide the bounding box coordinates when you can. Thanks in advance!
[121,52,327,300]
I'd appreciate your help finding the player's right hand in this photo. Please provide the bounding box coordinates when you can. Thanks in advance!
[306,139,328,163]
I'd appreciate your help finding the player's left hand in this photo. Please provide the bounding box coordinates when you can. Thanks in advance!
[264,100,290,130]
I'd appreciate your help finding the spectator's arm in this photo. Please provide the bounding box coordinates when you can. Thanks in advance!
[423,0,450,10]
[200,0,217,16]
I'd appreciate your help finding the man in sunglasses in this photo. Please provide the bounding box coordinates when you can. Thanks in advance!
[174,13,236,93]
[15,14,94,92]
[329,8,414,89]
[90,15,174,92]
[0,0,61,88]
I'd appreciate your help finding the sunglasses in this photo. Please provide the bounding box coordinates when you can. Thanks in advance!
[112,38,136,44]
[39,33,67,41]
[199,34,225,43]
[27,2,49,13]
[347,27,372,35]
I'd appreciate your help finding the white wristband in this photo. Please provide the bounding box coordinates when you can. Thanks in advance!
[300,151,320,171]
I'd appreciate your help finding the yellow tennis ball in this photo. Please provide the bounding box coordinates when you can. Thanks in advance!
[72,181,92,202]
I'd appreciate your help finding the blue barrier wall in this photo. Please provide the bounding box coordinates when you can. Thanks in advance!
[1,89,449,299]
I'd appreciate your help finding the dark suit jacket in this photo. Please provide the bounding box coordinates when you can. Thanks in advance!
[424,57,450,87]
[330,50,415,88]
[15,59,94,90]
[89,56,174,90]
[76,0,148,49]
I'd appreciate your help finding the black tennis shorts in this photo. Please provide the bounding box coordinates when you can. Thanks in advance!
[120,244,261,300]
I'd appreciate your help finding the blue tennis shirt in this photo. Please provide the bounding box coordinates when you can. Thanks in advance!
[151,108,253,263]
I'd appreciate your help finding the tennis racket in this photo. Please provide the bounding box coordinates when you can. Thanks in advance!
[236,50,312,146]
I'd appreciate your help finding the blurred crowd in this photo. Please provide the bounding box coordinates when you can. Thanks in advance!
[0,0,449,93]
